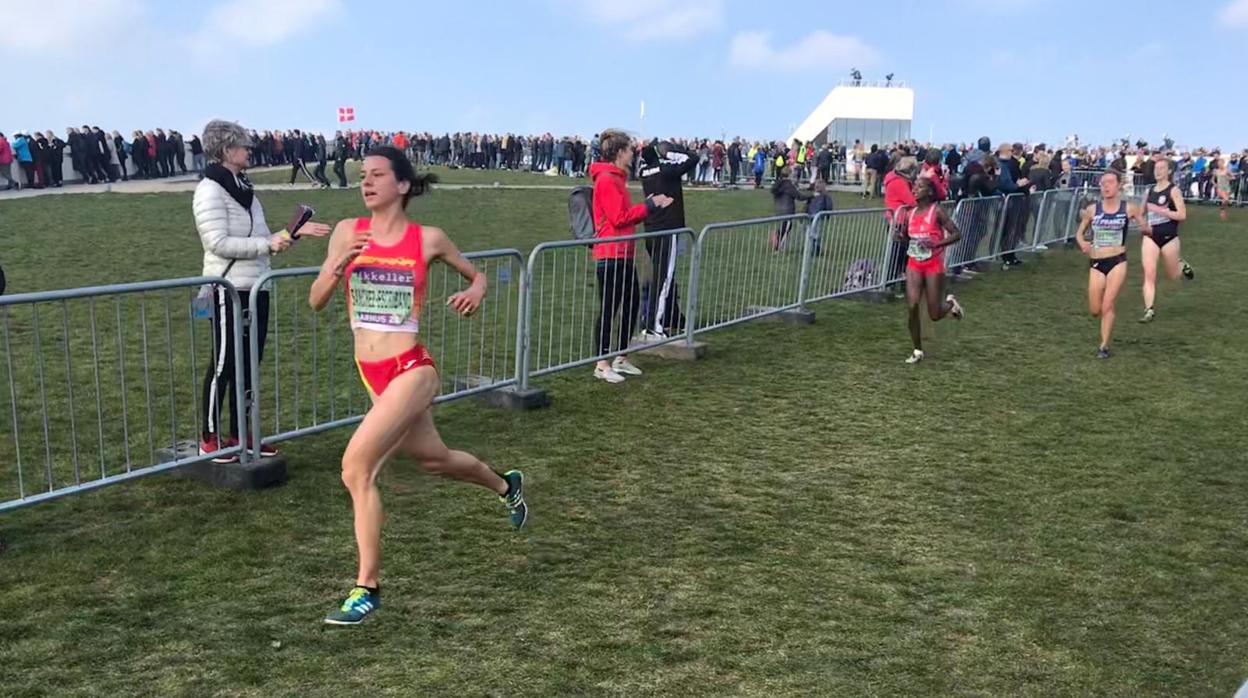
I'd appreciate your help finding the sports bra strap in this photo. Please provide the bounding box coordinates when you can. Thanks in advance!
[354,217,370,231]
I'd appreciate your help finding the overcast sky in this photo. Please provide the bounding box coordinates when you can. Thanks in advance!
[2,0,1244,150]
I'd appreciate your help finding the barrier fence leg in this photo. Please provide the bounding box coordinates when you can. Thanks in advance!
[488,261,548,411]
[774,216,816,324]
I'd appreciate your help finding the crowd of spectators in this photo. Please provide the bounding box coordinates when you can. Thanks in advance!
[0,123,1242,206]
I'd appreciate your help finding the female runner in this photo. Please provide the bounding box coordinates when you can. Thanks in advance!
[309,146,528,626]
[1074,170,1151,358]
[1213,158,1232,221]
[897,176,964,364]
[1139,158,1193,323]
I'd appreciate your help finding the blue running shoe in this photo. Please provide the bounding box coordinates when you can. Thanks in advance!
[1097,347,1111,360]
[324,586,380,625]
[500,470,528,530]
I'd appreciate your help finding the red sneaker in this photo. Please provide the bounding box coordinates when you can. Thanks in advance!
[199,434,240,464]
[247,439,280,458]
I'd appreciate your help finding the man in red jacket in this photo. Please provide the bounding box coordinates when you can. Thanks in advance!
[588,129,672,384]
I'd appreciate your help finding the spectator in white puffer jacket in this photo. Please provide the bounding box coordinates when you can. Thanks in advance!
[193,118,329,461]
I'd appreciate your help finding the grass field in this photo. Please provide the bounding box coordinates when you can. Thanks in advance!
[1,176,1247,696]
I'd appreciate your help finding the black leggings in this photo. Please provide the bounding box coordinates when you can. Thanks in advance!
[201,288,269,440]
[289,159,316,184]
[594,259,639,355]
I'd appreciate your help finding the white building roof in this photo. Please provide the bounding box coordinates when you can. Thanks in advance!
[788,84,915,145]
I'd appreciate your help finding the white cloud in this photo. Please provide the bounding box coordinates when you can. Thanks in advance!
[1220,0,1248,26]
[564,0,723,41]
[194,0,341,49]
[729,31,879,73]
[0,0,143,54]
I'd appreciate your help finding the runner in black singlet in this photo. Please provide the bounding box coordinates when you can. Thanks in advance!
[1139,158,1193,323]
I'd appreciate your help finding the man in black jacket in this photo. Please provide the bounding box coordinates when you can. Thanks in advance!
[816,144,833,184]
[45,131,65,186]
[66,127,86,183]
[171,131,187,174]
[639,140,699,338]
[333,131,349,187]
[727,139,742,186]
[91,126,113,182]
[154,129,170,177]
[288,129,315,184]
[313,133,330,187]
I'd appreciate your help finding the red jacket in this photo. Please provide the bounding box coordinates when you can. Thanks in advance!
[883,171,917,221]
[0,137,11,166]
[590,161,650,260]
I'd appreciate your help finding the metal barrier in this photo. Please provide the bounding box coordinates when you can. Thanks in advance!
[1032,188,1079,248]
[946,195,1006,269]
[0,278,247,512]
[690,215,810,333]
[246,249,526,452]
[802,208,894,303]
[520,229,696,384]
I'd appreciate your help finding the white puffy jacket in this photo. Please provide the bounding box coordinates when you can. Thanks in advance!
[193,176,274,291]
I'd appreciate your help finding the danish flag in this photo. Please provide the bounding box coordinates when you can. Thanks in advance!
[337,106,355,123]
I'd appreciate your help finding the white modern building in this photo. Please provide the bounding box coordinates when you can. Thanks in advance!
[787,81,914,148]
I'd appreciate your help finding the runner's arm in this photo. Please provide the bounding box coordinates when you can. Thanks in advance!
[1075,205,1094,254]
[308,220,360,311]
[1129,202,1152,236]
[427,226,486,315]
[934,207,962,248]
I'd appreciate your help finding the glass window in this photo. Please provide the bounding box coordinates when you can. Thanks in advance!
[880,120,899,146]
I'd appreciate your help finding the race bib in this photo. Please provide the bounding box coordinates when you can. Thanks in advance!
[350,267,415,326]
[1092,222,1122,248]
[907,239,932,261]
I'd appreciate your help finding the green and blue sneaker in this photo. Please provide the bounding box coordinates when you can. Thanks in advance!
[324,586,380,626]
[500,470,528,529]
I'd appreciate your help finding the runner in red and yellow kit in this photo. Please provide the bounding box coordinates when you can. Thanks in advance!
[897,176,964,364]
[308,146,528,626]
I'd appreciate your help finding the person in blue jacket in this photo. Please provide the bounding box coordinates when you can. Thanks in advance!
[752,146,766,189]
[12,133,34,188]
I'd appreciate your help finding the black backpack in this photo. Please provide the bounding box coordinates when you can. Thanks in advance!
[568,186,596,240]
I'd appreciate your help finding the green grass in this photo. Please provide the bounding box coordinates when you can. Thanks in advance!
[1,186,1246,696]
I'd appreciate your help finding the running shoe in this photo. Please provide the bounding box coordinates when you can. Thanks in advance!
[499,470,528,529]
[905,349,924,364]
[324,586,380,625]
[946,294,964,320]
[612,357,643,376]
[593,366,625,384]
[639,330,669,343]
[1097,347,1111,360]
[1139,308,1156,323]
[198,434,239,464]
[1181,259,1194,280]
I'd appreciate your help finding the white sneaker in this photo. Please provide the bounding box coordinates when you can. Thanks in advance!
[593,366,625,383]
[612,357,643,376]
[905,349,924,364]
[639,329,669,343]
[946,294,964,320]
